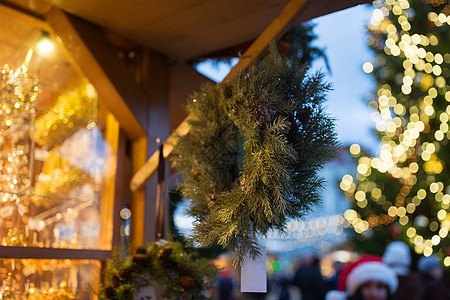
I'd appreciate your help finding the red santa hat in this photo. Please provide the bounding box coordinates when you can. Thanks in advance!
[327,255,398,300]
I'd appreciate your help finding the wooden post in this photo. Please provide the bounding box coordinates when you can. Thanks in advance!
[98,113,121,249]
[136,49,171,243]
[130,136,147,246]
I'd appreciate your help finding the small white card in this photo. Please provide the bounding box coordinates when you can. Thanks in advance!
[135,285,157,300]
[240,246,267,293]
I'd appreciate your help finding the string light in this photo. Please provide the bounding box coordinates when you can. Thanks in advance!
[342,0,450,260]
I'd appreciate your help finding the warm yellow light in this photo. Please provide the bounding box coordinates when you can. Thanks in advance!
[429,35,438,45]
[428,12,438,21]
[444,257,450,267]
[371,188,382,199]
[388,206,398,217]
[401,85,412,95]
[37,37,55,54]
[406,227,416,237]
[429,88,438,98]
[421,151,431,161]
[409,162,419,173]
[391,45,401,56]
[342,174,353,185]
[399,215,409,225]
[417,189,427,199]
[435,130,444,141]
[355,191,366,202]
[431,235,441,245]
[437,210,447,220]
[357,199,368,208]
[438,13,447,23]
[425,143,435,153]
[349,144,361,156]
[424,105,434,116]
[442,194,450,205]
[434,53,443,64]
[423,247,433,257]
[432,65,442,76]
[406,203,416,214]
[439,228,448,238]
[363,62,374,73]
[357,164,369,175]
[344,209,357,221]
[414,235,423,245]
[430,182,439,193]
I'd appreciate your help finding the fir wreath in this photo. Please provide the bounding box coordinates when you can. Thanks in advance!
[95,241,217,300]
[171,49,339,264]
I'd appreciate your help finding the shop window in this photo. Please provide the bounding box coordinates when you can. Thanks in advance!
[0,8,119,298]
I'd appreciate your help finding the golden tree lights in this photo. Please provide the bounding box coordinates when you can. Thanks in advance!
[340,0,450,266]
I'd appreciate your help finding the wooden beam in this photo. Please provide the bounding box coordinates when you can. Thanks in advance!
[45,8,147,140]
[0,2,52,33]
[224,0,308,81]
[0,246,111,260]
[129,0,308,191]
[130,114,195,191]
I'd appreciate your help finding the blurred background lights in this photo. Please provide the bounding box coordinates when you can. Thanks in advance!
[37,35,54,54]
[363,62,374,73]
[349,144,361,156]
[120,207,131,219]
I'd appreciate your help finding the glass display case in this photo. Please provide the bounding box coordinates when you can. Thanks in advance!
[0,259,100,299]
[0,8,119,299]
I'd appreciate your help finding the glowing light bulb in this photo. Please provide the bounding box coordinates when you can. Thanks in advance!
[38,37,54,54]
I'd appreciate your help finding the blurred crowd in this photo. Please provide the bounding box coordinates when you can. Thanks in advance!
[214,241,449,300]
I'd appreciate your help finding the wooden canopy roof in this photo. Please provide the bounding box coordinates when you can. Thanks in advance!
[4,0,370,61]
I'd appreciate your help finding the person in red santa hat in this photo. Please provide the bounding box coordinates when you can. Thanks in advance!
[326,255,398,300]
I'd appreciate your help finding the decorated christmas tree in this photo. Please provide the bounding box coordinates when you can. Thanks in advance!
[340,0,450,264]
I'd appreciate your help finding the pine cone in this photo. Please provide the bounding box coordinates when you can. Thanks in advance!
[147,244,157,254]
[112,275,121,287]
[136,246,147,255]
[179,276,197,290]
[118,266,133,281]
[176,264,187,276]
[190,166,198,176]
[224,85,233,99]
[297,107,311,124]
[240,176,247,191]
[253,105,275,124]
[104,286,116,299]
[206,194,215,209]
[133,253,150,265]
[157,246,173,267]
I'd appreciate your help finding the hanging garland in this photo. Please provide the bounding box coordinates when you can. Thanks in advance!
[171,48,339,264]
[95,240,217,300]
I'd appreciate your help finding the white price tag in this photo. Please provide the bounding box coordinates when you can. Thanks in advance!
[240,246,267,293]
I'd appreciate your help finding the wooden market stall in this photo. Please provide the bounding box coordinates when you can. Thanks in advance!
[0,0,369,297]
